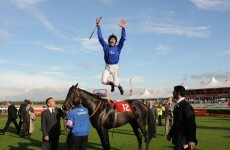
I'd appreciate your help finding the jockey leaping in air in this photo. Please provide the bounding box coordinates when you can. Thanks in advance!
[96,18,126,95]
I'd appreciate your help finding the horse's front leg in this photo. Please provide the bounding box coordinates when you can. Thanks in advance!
[97,128,110,150]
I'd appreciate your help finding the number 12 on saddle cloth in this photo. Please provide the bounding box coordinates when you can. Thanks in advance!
[108,100,132,112]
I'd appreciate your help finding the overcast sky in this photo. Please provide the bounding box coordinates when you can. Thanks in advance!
[0,0,230,101]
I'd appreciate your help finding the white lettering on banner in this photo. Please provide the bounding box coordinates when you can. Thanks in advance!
[122,104,130,111]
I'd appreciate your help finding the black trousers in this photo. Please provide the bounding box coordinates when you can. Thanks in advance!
[158,115,162,126]
[18,119,23,133]
[2,118,19,133]
[42,136,60,150]
[153,120,157,137]
[22,121,30,136]
[69,135,88,150]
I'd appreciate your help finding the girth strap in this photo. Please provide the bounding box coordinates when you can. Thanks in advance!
[113,112,117,128]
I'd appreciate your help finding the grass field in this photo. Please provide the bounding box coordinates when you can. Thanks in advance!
[0,116,230,150]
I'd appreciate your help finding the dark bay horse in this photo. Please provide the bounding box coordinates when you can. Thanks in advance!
[62,84,155,150]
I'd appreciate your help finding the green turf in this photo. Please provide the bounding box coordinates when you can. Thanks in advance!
[196,116,230,128]
[0,116,230,150]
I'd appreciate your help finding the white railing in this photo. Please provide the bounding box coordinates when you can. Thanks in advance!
[192,103,230,108]
[0,107,47,114]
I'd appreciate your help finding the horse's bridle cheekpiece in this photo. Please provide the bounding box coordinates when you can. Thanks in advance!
[70,84,101,118]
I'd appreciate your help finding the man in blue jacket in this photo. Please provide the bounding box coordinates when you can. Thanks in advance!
[96,18,126,95]
[66,100,90,150]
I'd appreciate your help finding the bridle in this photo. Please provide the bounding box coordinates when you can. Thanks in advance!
[71,86,102,118]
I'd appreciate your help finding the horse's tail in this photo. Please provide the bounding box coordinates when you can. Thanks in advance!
[147,106,155,141]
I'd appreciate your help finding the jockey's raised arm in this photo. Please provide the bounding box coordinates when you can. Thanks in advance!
[118,19,126,49]
[96,18,107,48]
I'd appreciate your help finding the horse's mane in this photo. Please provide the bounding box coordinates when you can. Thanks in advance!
[79,88,108,102]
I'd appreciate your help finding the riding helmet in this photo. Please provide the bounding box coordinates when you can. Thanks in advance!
[108,34,117,44]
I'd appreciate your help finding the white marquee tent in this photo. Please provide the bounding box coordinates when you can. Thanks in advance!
[126,77,229,100]
[187,77,230,89]
[126,89,158,100]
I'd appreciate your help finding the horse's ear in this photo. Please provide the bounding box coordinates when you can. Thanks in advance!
[75,83,78,88]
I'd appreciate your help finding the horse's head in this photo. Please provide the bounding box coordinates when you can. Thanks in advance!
[62,83,81,111]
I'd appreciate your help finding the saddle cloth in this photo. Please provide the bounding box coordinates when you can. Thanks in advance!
[108,100,132,112]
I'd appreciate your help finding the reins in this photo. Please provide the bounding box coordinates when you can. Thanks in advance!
[89,101,102,118]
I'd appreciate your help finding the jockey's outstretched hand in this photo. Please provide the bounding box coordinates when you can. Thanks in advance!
[118,19,126,28]
[96,18,101,26]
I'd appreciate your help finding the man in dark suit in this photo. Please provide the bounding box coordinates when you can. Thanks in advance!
[0,101,19,135]
[167,85,198,150]
[41,97,64,150]
[18,99,28,134]
[149,100,157,138]
[21,100,34,137]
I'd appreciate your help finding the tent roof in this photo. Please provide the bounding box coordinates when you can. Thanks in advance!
[140,89,150,98]
[126,89,156,100]
[187,77,230,89]
[204,77,220,87]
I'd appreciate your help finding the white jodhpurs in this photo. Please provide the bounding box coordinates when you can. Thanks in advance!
[101,64,120,87]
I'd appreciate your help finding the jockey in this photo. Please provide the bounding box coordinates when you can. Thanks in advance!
[96,18,126,95]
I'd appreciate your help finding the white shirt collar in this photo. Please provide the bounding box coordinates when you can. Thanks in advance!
[177,97,185,104]
[48,107,55,113]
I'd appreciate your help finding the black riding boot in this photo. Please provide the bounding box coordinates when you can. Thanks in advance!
[108,81,115,92]
[118,85,124,95]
